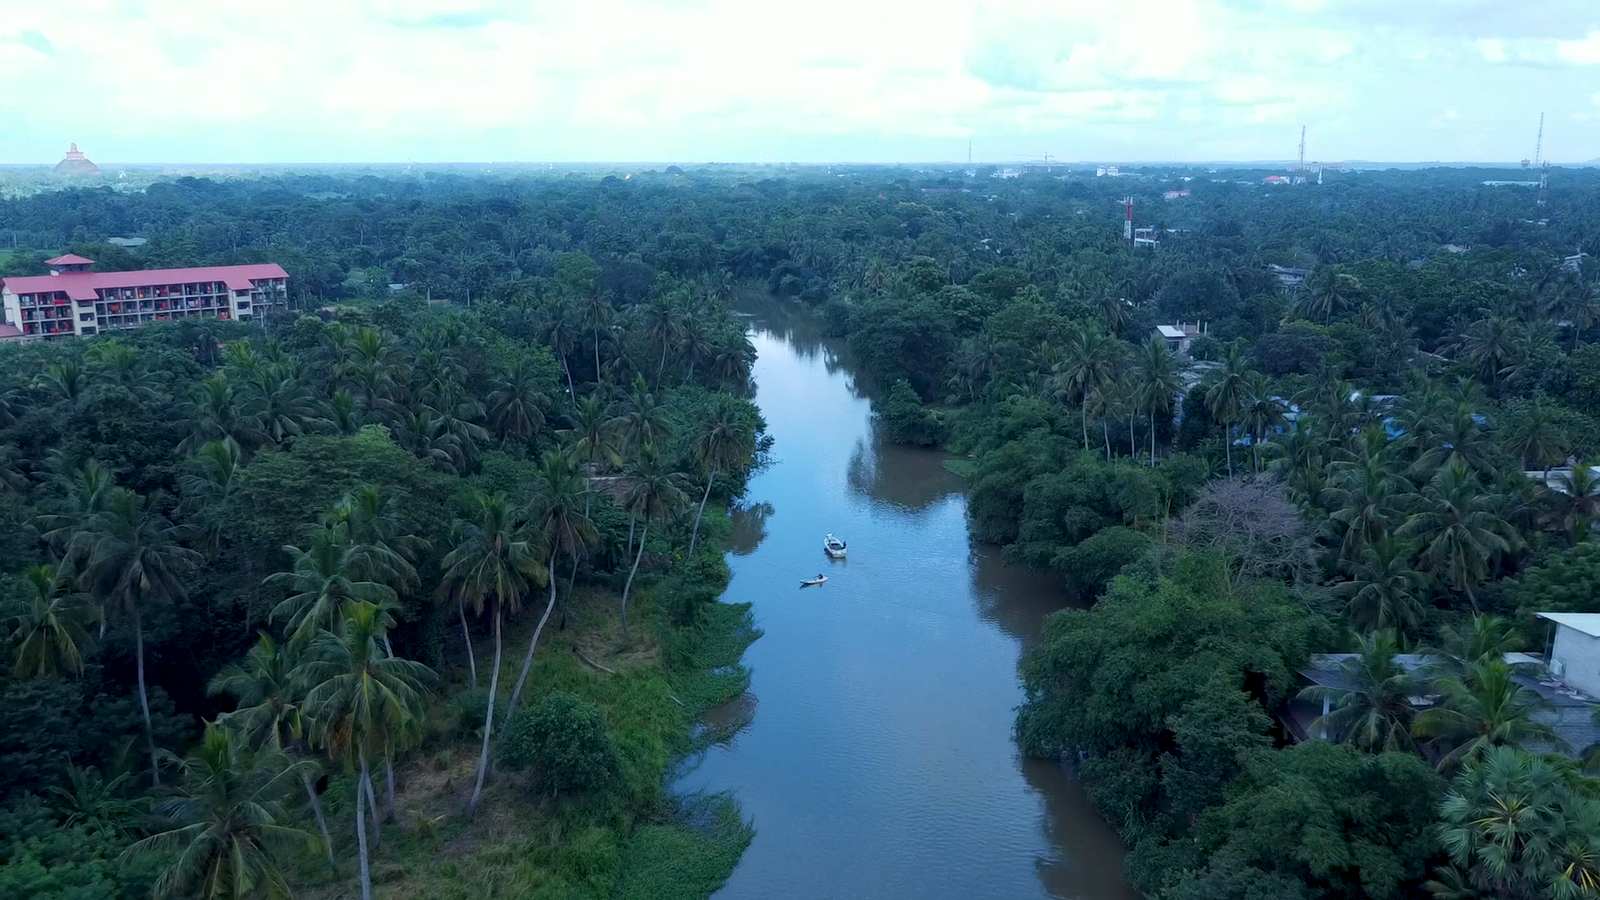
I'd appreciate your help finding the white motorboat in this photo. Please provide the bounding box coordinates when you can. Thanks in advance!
[801,575,828,587]
[824,533,848,558]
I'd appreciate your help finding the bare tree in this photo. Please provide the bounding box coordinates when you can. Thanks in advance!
[1166,475,1320,590]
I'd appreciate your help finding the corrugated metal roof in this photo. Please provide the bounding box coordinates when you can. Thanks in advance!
[1537,612,1600,637]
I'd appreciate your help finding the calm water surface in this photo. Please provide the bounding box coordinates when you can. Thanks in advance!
[676,300,1134,900]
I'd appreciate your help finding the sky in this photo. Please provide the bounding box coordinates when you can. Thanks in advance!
[1,0,1598,165]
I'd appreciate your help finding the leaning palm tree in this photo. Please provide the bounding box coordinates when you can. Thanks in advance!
[80,488,202,786]
[687,398,756,558]
[440,491,542,816]
[122,724,317,900]
[609,375,675,456]
[507,453,596,714]
[1415,659,1564,771]
[619,444,689,641]
[1055,326,1120,452]
[298,601,432,900]
[3,564,95,679]
[1298,630,1419,752]
[209,634,334,867]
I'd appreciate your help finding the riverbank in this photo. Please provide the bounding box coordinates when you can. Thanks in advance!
[291,516,760,900]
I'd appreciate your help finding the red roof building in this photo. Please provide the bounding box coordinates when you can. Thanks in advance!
[1,259,287,340]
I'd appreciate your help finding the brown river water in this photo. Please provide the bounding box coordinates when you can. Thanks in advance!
[675,299,1135,900]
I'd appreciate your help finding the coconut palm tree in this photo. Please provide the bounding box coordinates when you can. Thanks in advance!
[1325,428,1408,566]
[1055,326,1121,452]
[561,394,623,518]
[487,358,549,448]
[1555,462,1600,544]
[1505,395,1570,475]
[440,491,542,816]
[1297,630,1419,752]
[80,488,202,786]
[687,398,756,558]
[298,601,433,900]
[507,453,596,714]
[1202,342,1250,475]
[642,295,686,382]
[1338,535,1428,635]
[1400,463,1517,613]
[209,634,334,867]
[1239,373,1286,472]
[578,292,613,385]
[1131,336,1181,466]
[123,724,317,900]
[1415,659,1563,770]
[3,564,95,679]
[178,439,246,558]
[179,373,262,456]
[610,375,675,456]
[619,444,689,641]
[268,526,398,651]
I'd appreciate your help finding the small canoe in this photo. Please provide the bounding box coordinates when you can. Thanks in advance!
[801,576,828,587]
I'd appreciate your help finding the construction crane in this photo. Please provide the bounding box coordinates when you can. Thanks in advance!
[1014,152,1055,173]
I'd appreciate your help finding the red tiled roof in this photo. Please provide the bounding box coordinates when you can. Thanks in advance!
[45,254,96,266]
[2,263,288,299]
[0,324,22,340]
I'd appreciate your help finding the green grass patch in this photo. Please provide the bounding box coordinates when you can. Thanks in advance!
[942,458,978,479]
[614,795,753,900]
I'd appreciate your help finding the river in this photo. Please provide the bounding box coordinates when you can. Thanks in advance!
[675,298,1134,900]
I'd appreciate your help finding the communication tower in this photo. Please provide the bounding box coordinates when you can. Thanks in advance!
[1535,113,1549,206]
[1122,197,1133,244]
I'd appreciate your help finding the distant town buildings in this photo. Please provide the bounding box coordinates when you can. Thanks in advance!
[1096,166,1122,177]
[53,143,100,177]
[1162,189,1190,200]
[0,256,287,340]
[1155,321,1207,354]
[1132,226,1160,247]
[1262,175,1290,185]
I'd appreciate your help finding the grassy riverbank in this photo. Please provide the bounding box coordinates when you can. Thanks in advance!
[291,527,760,900]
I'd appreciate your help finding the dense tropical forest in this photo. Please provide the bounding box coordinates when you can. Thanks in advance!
[4,162,1600,898]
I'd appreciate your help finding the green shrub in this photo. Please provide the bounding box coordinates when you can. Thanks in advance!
[501,692,620,798]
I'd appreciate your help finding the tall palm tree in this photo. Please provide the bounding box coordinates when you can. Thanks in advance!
[3,564,95,679]
[267,526,397,651]
[179,439,246,558]
[1505,395,1570,475]
[1297,630,1419,752]
[619,444,689,641]
[610,375,675,456]
[687,398,756,558]
[578,292,613,385]
[123,724,316,900]
[1400,463,1517,613]
[80,488,202,786]
[1338,535,1428,635]
[487,358,549,448]
[537,296,580,401]
[642,295,686,381]
[39,360,87,409]
[1555,462,1600,545]
[323,485,425,594]
[507,454,596,714]
[1132,336,1181,466]
[1055,327,1120,452]
[440,491,542,816]
[562,394,623,518]
[1202,342,1250,476]
[1239,372,1286,472]
[1415,659,1563,770]
[1325,428,1408,566]
[299,601,433,900]
[209,633,334,866]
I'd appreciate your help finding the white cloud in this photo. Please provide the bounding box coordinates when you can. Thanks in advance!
[0,0,1597,163]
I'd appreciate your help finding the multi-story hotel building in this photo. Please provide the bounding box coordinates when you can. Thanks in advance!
[0,255,289,340]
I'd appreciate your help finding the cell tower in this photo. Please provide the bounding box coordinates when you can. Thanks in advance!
[1122,197,1134,244]
[1296,126,1307,183]
[1535,113,1549,206]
